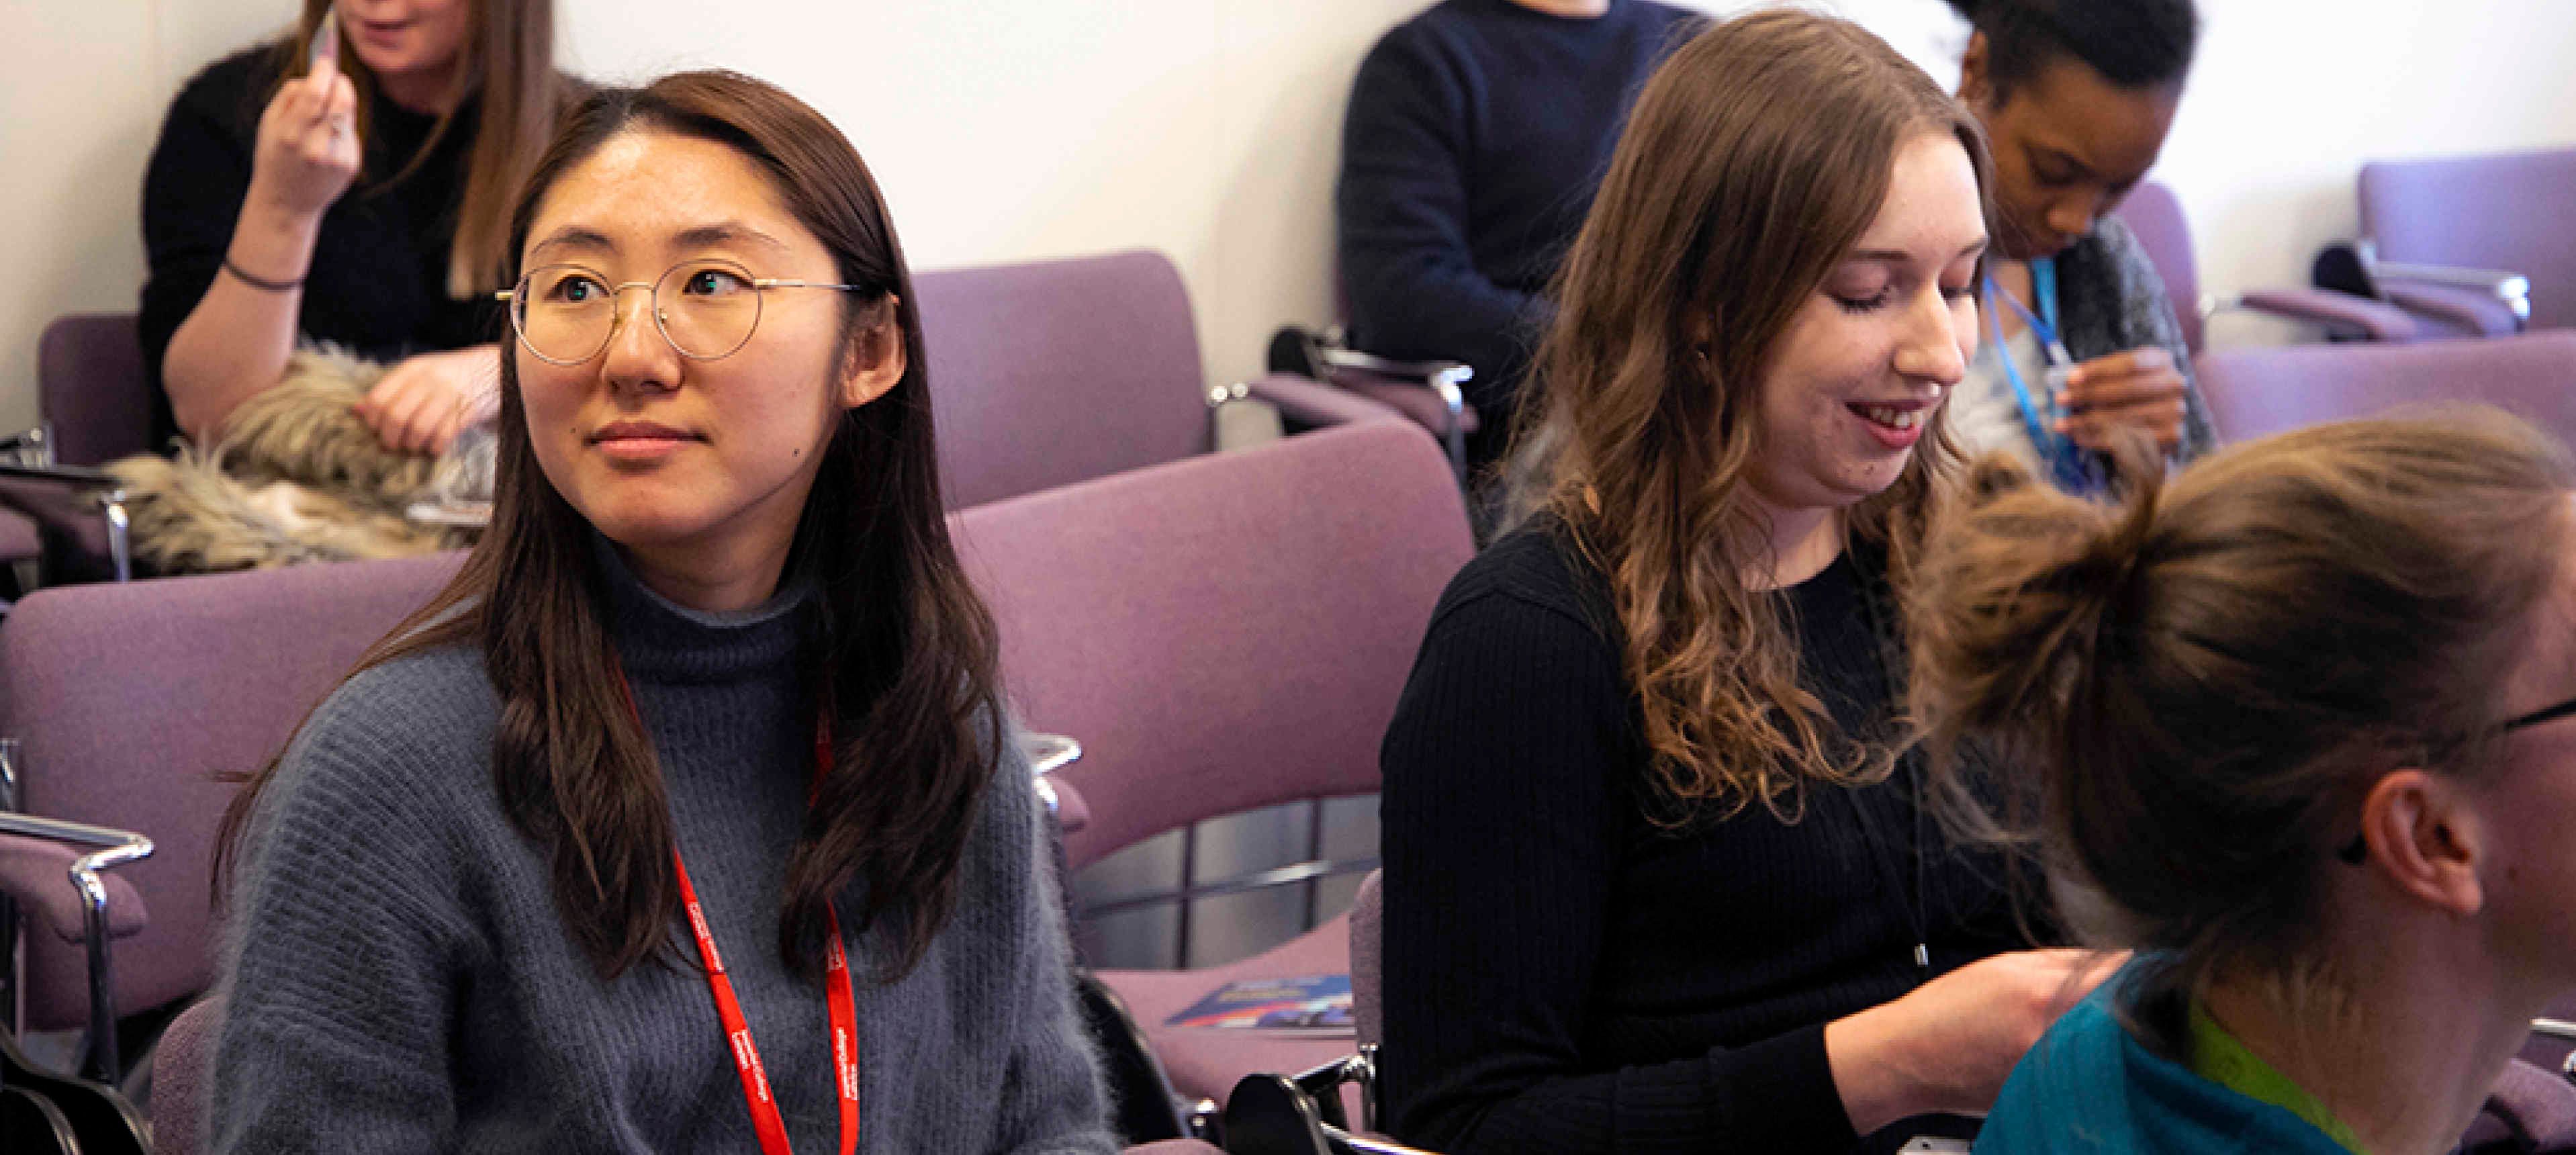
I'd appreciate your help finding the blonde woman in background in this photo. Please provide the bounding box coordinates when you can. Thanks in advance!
[141,0,576,453]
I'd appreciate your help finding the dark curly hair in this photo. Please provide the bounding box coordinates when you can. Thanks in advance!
[1947,0,2199,100]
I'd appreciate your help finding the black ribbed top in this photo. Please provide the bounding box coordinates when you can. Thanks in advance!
[1377,518,2022,1154]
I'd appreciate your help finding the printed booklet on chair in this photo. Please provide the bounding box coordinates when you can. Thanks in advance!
[1164,974,1353,1035]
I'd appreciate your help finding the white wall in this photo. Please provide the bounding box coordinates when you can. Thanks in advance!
[5,0,2573,436]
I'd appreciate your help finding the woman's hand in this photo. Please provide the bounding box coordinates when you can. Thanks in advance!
[2056,347,2190,451]
[353,346,503,456]
[1826,948,2126,1133]
[246,63,363,224]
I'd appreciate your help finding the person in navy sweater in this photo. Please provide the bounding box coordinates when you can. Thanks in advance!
[1335,0,1698,469]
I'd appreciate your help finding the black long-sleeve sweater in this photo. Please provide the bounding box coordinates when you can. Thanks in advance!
[138,45,500,449]
[1377,520,2026,1154]
[1334,0,1698,445]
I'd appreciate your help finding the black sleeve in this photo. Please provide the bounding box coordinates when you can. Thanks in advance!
[1334,30,1546,412]
[1377,588,1859,1154]
[138,64,259,420]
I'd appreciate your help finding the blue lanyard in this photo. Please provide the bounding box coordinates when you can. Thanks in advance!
[1982,257,2095,492]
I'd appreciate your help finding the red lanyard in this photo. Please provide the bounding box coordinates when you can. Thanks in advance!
[623,672,860,1155]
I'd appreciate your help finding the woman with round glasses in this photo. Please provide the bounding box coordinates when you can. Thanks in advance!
[206,71,1117,1154]
[143,0,578,454]
[1907,414,2576,1154]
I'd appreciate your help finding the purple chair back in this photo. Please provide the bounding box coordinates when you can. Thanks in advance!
[2193,330,2576,447]
[2361,146,2576,332]
[0,553,462,1031]
[914,250,1212,510]
[954,420,1472,870]
[36,313,154,466]
[1350,869,1383,1050]
[2112,181,2203,355]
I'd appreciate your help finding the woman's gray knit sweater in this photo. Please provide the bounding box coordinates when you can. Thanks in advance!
[209,551,1117,1154]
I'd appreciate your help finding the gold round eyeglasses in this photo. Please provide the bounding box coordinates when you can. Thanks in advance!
[496,259,870,366]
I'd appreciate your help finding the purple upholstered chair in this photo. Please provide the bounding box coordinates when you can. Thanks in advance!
[2360,146,2576,337]
[0,552,462,1080]
[2192,330,2576,446]
[952,420,1473,1111]
[0,313,150,586]
[2110,182,2208,356]
[913,249,1404,511]
[2113,181,2438,347]
[36,314,156,467]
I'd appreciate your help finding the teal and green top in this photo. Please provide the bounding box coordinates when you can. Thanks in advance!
[2185,1001,2365,1153]
[1973,956,2362,1154]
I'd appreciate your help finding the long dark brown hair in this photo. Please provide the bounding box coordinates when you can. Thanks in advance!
[279,0,575,296]
[1508,9,1990,821]
[1908,413,2574,1017]
[218,70,1003,984]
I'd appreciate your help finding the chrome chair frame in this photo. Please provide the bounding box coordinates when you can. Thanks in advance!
[0,744,154,1083]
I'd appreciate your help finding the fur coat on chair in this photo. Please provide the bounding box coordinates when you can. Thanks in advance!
[105,347,494,573]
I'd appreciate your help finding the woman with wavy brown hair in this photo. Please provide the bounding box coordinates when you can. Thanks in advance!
[206,71,1113,1154]
[1378,11,2113,1153]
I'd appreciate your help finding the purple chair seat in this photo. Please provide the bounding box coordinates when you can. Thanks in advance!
[1095,911,1360,1108]
[2462,1059,2576,1153]
[2193,330,2576,446]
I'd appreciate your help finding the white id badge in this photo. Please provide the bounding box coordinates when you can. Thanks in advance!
[1899,1139,1972,1154]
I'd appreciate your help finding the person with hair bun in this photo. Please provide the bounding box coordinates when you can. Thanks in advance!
[1942,0,2215,491]
[1908,413,2576,1154]
[1379,11,2118,1154]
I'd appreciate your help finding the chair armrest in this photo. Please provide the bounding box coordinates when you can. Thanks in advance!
[2234,287,2424,342]
[1020,731,1089,835]
[1021,731,1081,777]
[2383,281,2525,338]
[0,813,153,1081]
[1228,1048,1409,1148]
[2373,260,2530,302]
[1038,775,1089,835]
[1234,374,1409,429]
[0,830,148,944]
[1325,368,1483,486]
[1318,348,1474,389]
